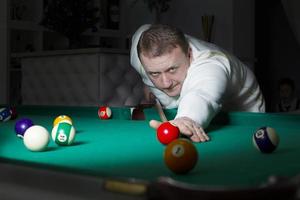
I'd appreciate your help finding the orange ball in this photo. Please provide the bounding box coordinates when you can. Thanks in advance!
[164,138,198,174]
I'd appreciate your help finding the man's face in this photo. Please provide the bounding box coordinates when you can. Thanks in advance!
[279,84,293,100]
[140,46,191,97]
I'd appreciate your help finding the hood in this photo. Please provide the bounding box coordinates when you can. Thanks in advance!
[130,24,154,87]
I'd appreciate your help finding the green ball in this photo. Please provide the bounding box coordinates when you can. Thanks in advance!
[51,122,76,146]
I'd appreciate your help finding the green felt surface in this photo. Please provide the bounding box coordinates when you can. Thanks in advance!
[1,106,300,188]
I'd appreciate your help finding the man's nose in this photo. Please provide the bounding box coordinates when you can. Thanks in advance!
[161,74,172,88]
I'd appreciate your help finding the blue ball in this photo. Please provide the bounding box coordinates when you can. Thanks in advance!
[0,107,11,122]
[253,127,279,153]
[15,118,34,138]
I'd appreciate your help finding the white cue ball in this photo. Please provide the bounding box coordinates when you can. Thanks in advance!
[23,125,50,152]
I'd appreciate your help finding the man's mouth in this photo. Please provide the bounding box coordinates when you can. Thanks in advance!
[164,84,180,95]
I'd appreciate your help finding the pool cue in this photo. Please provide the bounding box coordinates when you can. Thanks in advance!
[155,98,168,122]
[103,178,148,196]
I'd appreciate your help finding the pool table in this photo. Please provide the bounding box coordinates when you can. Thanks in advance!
[0,106,300,200]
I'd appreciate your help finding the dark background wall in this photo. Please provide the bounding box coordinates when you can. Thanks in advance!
[2,0,300,110]
[255,0,300,112]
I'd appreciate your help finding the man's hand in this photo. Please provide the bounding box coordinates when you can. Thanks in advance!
[149,117,209,142]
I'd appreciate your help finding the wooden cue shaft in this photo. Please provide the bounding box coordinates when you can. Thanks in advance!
[155,99,168,122]
[103,179,148,196]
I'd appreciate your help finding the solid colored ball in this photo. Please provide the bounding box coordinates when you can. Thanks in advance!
[131,107,145,120]
[15,118,34,138]
[157,122,180,145]
[98,106,112,119]
[0,107,11,122]
[51,122,76,146]
[53,115,72,126]
[164,138,198,174]
[23,125,50,152]
[253,127,280,153]
[9,107,18,120]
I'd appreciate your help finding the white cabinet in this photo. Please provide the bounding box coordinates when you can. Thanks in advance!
[19,49,144,106]
[8,0,128,104]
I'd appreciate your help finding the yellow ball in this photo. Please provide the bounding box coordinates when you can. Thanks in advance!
[53,115,72,127]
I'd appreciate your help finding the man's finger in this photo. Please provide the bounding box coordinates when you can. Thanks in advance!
[149,119,162,129]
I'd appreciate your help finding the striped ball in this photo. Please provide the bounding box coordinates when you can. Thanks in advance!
[53,115,72,127]
[253,127,279,153]
[0,107,11,122]
[51,122,76,146]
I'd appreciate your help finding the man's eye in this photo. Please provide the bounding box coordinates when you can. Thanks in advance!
[150,72,159,77]
[168,67,176,73]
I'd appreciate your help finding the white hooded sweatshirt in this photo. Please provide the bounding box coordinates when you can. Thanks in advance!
[130,24,265,128]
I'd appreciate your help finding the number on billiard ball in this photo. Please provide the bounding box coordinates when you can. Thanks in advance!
[51,122,76,146]
[164,138,198,174]
[157,122,180,145]
[98,106,112,119]
[253,127,279,153]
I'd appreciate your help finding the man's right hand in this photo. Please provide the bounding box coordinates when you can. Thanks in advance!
[149,117,209,143]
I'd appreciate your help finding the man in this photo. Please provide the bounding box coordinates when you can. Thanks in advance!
[130,24,265,142]
[276,78,300,112]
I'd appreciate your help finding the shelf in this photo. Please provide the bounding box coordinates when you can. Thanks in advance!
[11,48,129,58]
[10,20,124,38]
[10,20,44,31]
[82,28,125,38]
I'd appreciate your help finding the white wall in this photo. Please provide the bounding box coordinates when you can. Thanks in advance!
[124,0,234,49]
[123,0,254,67]
[0,0,8,104]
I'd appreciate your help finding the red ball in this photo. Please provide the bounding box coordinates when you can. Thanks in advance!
[9,107,18,120]
[131,107,145,120]
[157,122,180,145]
[98,106,112,119]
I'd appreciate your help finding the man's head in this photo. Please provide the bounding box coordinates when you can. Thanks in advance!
[137,24,191,97]
[279,78,295,101]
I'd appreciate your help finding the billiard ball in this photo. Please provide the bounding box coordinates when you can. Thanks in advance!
[131,107,145,120]
[157,122,180,145]
[51,122,76,146]
[15,118,34,138]
[253,127,280,153]
[53,115,72,126]
[164,138,198,174]
[23,125,50,152]
[98,106,112,119]
[0,107,11,122]
[9,107,18,120]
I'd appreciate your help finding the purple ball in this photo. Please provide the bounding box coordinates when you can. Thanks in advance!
[15,118,34,138]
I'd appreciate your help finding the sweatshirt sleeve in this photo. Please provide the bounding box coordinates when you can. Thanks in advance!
[175,59,230,128]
